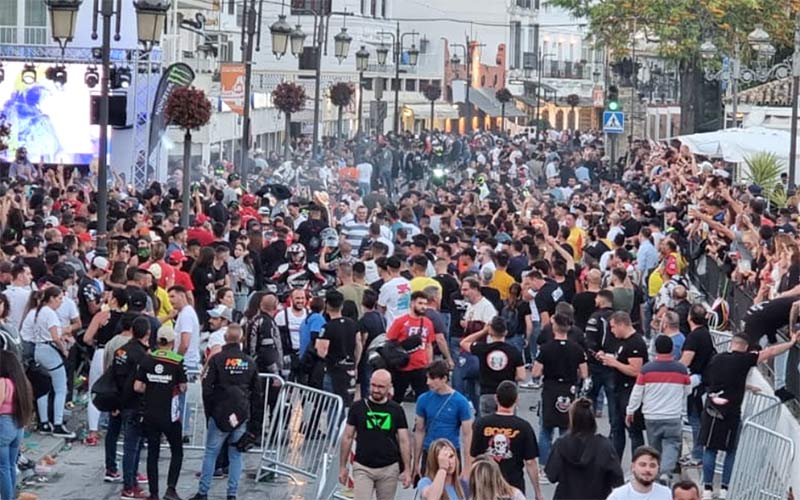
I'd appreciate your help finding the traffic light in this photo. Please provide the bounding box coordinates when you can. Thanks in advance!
[606,85,621,111]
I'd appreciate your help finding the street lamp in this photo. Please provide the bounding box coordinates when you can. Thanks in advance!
[44,0,82,52]
[334,27,352,63]
[355,45,370,135]
[269,14,292,58]
[376,23,419,134]
[289,24,306,57]
[47,0,169,256]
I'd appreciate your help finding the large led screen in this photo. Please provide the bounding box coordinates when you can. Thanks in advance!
[0,62,101,165]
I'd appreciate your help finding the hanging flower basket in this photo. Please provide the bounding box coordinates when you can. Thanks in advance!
[329,82,354,108]
[422,84,442,102]
[495,87,513,104]
[273,81,307,115]
[165,86,212,130]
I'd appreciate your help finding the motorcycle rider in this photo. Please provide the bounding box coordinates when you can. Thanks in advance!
[271,243,327,299]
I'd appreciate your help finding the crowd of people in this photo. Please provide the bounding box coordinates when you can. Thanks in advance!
[0,126,797,500]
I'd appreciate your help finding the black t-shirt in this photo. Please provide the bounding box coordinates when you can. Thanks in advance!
[613,333,648,392]
[705,351,759,417]
[534,279,562,317]
[554,269,577,304]
[23,256,46,283]
[572,291,597,331]
[347,398,408,468]
[471,413,539,494]
[297,219,328,256]
[536,339,586,384]
[470,341,524,394]
[95,310,124,348]
[135,349,187,425]
[683,326,716,376]
[481,286,504,314]
[358,310,386,352]
[622,218,641,238]
[507,254,528,282]
[743,297,794,344]
[434,273,460,313]
[318,316,359,369]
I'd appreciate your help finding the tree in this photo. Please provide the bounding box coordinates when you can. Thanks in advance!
[422,84,442,130]
[272,82,307,160]
[328,82,354,144]
[165,86,212,226]
[495,87,513,132]
[549,0,798,133]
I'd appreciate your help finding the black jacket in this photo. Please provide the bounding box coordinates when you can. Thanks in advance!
[112,339,149,411]
[202,343,261,429]
[545,433,624,499]
[584,307,616,361]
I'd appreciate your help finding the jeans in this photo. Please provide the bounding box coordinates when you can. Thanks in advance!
[538,413,564,467]
[449,337,478,414]
[0,415,23,500]
[588,364,618,437]
[198,418,248,497]
[34,343,67,426]
[612,389,644,460]
[121,410,143,490]
[144,419,183,496]
[379,171,393,198]
[105,412,122,473]
[359,181,371,198]
[180,368,198,436]
[703,448,736,489]
[688,395,704,461]
[507,336,525,358]
[645,418,682,476]
[526,321,541,364]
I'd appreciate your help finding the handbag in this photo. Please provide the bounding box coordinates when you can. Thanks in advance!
[91,369,122,412]
[379,340,410,370]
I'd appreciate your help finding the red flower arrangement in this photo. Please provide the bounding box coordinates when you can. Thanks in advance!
[272,81,307,114]
[165,86,212,130]
[328,82,354,108]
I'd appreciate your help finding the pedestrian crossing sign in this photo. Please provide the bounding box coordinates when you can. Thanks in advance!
[603,111,625,134]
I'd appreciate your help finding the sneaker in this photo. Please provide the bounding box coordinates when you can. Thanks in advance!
[682,458,702,468]
[718,488,727,499]
[84,434,100,446]
[51,424,76,439]
[38,422,53,434]
[137,473,148,484]
[538,467,550,484]
[104,470,123,483]
[519,380,537,389]
[702,489,714,500]
[121,487,149,500]
[163,487,183,500]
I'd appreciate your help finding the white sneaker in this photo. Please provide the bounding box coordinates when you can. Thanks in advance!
[702,489,714,500]
[718,488,727,499]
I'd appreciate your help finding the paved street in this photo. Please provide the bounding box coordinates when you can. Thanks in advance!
[19,387,582,500]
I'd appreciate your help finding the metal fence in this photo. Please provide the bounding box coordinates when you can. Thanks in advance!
[256,381,345,485]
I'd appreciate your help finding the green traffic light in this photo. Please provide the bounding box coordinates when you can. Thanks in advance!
[607,100,621,111]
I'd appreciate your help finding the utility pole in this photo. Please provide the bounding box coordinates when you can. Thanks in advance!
[790,12,800,189]
[240,0,262,180]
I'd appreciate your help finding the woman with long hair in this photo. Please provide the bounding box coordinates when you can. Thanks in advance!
[22,286,75,438]
[544,397,624,499]
[468,455,525,500]
[229,241,255,314]
[0,351,34,500]
[416,438,466,500]
[190,246,216,325]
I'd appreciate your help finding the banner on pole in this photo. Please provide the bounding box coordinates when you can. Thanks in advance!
[147,63,195,170]
[221,63,246,116]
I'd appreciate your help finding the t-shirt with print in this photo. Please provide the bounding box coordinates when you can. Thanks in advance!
[347,398,408,468]
[378,276,412,326]
[470,413,539,494]
[386,314,435,371]
[415,390,472,451]
[463,297,497,329]
[135,349,187,426]
[470,341,524,394]
[275,307,307,353]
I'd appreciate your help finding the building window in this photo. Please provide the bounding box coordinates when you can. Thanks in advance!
[227,0,235,15]
[25,0,46,26]
[405,79,416,91]
[0,1,17,26]
[363,78,373,91]
[291,0,331,15]
[361,0,366,14]
[510,21,521,69]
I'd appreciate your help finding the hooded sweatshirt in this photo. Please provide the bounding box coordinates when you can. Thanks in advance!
[544,432,624,499]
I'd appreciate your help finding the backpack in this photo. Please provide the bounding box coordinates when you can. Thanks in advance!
[91,369,121,412]
[500,304,521,338]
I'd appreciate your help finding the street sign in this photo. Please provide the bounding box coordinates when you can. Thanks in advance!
[603,111,625,134]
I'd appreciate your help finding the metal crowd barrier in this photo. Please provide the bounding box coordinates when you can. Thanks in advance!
[709,329,732,353]
[179,371,284,454]
[256,381,344,485]
[727,406,796,500]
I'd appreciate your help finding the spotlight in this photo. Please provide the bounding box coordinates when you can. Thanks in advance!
[21,63,37,85]
[46,64,68,85]
[110,65,131,89]
[84,65,99,88]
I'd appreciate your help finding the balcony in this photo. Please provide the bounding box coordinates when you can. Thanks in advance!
[0,26,16,44]
[542,60,588,80]
[24,27,47,45]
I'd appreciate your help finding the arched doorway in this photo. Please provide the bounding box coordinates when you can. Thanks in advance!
[555,109,564,130]
[541,110,550,128]
[567,109,576,130]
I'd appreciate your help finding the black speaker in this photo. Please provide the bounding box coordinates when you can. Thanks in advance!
[90,94,128,127]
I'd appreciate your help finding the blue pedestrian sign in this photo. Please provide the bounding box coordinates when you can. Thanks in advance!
[603,111,625,134]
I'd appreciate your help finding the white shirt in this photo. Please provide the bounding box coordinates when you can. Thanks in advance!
[56,297,80,330]
[174,305,201,369]
[206,327,227,356]
[356,162,373,183]
[608,225,624,243]
[378,276,412,327]
[3,285,32,330]
[607,483,672,500]
[275,307,307,351]
[23,307,61,343]
[464,297,497,324]
[364,260,380,285]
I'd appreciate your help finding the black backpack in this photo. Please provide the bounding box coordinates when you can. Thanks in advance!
[91,369,122,412]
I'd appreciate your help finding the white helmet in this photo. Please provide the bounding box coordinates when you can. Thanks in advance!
[320,228,339,248]
[286,243,306,265]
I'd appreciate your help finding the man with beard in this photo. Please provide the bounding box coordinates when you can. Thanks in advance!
[385,291,435,402]
[608,446,671,499]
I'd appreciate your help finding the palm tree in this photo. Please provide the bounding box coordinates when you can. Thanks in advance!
[272,82,307,160]
[495,87,513,132]
[328,82,355,144]
[422,84,442,130]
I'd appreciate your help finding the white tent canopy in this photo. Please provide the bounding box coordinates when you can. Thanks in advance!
[677,126,800,183]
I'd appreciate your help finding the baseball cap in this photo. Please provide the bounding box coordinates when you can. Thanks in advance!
[127,289,148,312]
[44,216,59,227]
[258,206,271,216]
[91,256,110,272]
[208,305,233,322]
[168,249,188,264]
[77,232,93,243]
[156,324,175,344]
[622,203,634,212]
